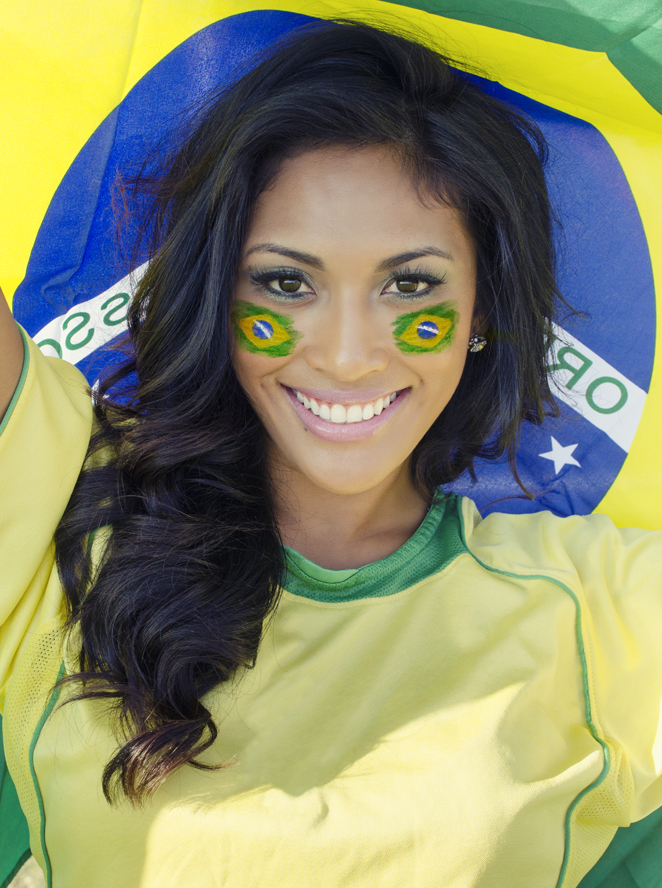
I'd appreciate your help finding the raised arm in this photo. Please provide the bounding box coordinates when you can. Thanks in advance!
[0,287,25,424]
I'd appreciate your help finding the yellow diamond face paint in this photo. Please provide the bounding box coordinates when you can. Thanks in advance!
[232,300,302,357]
[239,314,292,350]
[392,303,459,354]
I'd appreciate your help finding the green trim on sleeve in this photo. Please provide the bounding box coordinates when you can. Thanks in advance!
[0,325,30,437]
[283,492,467,602]
[29,662,65,888]
[456,507,611,888]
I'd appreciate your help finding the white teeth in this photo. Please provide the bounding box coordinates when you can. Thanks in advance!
[293,389,400,424]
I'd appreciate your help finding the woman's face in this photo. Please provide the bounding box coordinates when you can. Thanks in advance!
[232,145,477,497]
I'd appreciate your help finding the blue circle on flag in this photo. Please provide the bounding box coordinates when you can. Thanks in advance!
[417,321,439,340]
[253,320,274,340]
[12,10,655,518]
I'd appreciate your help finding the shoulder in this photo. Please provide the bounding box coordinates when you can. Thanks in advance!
[457,496,662,592]
[0,331,93,703]
[24,326,92,416]
[1,326,92,436]
[0,326,93,538]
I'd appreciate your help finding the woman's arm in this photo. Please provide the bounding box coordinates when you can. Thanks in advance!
[0,287,25,424]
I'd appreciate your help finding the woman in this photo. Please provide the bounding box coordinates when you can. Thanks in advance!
[1,18,661,888]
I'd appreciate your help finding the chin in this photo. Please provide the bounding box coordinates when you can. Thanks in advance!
[294,458,404,497]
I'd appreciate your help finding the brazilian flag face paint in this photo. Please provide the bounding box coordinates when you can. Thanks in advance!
[392,302,459,354]
[232,300,302,357]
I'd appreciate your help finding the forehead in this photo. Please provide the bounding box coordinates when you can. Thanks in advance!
[246,146,474,266]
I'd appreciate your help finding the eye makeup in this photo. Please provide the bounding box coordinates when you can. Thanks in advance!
[392,302,459,354]
[381,265,447,299]
[232,299,302,357]
[248,267,314,300]
[247,264,447,301]
[238,269,456,357]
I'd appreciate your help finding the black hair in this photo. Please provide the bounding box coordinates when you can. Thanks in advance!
[54,17,562,804]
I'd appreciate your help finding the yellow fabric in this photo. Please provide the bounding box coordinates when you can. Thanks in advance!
[4,336,662,887]
[0,331,91,709]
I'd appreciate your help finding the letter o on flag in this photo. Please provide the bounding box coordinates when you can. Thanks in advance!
[585,376,629,414]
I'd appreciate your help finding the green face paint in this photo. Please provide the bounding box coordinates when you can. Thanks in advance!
[232,300,302,357]
[392,302,459,354]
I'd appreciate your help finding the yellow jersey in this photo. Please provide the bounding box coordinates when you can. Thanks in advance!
[3,330,662,888]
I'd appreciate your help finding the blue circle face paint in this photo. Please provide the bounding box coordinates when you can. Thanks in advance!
[252,320,274,340]
[11,10,655,519]
[416,321,439,340]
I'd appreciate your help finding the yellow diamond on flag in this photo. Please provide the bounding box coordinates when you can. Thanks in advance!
[398,314,453,349]
[239,314,291,350]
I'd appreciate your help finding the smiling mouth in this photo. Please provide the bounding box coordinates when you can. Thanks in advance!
[289,388,404,424]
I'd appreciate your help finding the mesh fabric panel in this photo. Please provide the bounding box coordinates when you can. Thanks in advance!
[4,618,66,878]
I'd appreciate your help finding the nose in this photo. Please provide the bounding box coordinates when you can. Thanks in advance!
[302,297,389,382]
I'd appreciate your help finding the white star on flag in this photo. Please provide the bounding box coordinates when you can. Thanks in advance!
[538,437,581,475]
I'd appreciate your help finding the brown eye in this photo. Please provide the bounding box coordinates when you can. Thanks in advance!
[278,276,302,293]
[396,279,419,294]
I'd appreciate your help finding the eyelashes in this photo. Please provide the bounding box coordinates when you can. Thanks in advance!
[247,264,447,301]
[248,266,315,300]
[383,267,447,299]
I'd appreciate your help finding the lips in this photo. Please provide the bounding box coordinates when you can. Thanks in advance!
[282,385,409,443]
[293,388,398,423]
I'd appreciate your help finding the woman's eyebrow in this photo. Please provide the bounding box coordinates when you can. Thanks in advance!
[243,243,454,270]
[244,243,325,269]
[376,248,454,270]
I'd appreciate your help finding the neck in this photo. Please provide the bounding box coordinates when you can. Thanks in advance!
[270,456,432,570]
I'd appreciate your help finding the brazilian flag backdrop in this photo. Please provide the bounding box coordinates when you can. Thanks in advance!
[1,2,662,886]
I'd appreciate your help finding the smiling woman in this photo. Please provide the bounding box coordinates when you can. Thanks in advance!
[2,16,662,888]
[232,144,481,559]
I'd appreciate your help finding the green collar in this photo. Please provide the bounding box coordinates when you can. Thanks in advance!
[283,493,466,603]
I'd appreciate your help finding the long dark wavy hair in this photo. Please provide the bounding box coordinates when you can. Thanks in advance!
[54,18,563,804]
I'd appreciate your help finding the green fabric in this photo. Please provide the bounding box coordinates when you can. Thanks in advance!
[29,663,65,888]
[383,0,662,114]
[0,716,31,888]
[609,18,662,118]
[283,493,466,602]
[578,806,662,888]
[284,549,360,583]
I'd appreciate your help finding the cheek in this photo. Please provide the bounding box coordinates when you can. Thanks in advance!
[232,299,302,358]
[232,348,266,404]
[411,346,469,405]
[232,349,291,410]
[392,302,460,355]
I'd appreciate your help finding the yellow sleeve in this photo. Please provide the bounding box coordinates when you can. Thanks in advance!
[466,501,662,824]
[559,513,662,822]
[490,506,662,823]
[0,327,92,710]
